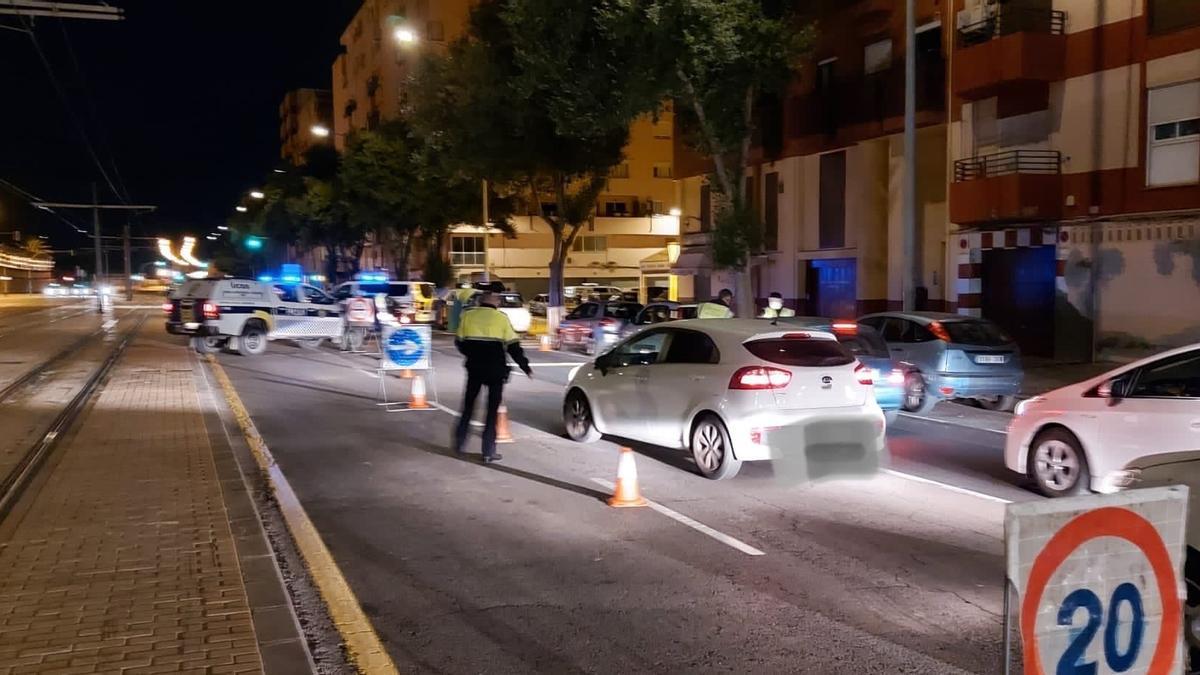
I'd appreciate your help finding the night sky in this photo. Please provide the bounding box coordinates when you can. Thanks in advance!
[0,1,360,268]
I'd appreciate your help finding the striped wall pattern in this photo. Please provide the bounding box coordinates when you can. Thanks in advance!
[954,226,1063,318]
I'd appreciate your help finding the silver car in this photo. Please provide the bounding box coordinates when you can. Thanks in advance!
[556,301,643,355]
[858,311,1023,412]
[619,302,698,339]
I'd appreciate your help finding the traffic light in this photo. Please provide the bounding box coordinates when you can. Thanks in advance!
[245,236,264,251]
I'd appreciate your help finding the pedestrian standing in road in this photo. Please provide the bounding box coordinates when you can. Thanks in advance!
[453,291,532,463]
[697,288,735,319]
[760,292,796,319]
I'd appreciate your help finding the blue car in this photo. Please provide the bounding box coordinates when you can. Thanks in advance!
[771,317,908,422]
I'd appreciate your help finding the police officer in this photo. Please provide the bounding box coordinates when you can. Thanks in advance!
[453,291,532,462]
[760,292,796,319]
[697,288,735,319]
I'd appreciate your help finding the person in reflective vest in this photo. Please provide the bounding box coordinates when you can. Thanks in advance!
[697,288,735,319]
[760,292,795,319]
[453,292,532,462]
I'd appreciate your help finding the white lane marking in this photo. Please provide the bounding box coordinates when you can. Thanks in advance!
[102,319,119,331]
[352,368,379,379]
[881,469,1013,504]
[431,401,484,427]
[523,363,585,368]
[897,410,1006,435]
[591,478,766,556]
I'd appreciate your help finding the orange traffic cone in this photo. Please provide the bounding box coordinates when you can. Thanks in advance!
[539,334,552,352]
[401,367,413,379]
[495,405,514,443]
[409,374,429,409]
[607,447,647,508]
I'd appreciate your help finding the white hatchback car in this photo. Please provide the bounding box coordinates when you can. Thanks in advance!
[562,319,887,480]
[1005,343,1200,497]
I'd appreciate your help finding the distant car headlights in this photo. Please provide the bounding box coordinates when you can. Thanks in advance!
[1013,396,1044,417]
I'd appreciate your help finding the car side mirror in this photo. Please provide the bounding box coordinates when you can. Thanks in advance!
[1097,378,1123,404]
[595,354,612,375]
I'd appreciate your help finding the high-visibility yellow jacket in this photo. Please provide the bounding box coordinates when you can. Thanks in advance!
[456,305,530,381]
[696,301,734,319]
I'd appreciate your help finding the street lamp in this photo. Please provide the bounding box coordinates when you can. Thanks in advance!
[668,207,682,217]
[311,124,331,138]
[249,190,265,200]
[235,205,248,213]
[394,26,417,43]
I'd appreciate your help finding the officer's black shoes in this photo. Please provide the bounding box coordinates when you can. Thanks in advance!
[481,454,503,464]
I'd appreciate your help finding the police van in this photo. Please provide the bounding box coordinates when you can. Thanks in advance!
[175,278,343,356]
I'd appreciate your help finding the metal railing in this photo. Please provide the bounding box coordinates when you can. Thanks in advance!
[791,57,946,137]
[957,7,1066,48]
[953,149,1062,181]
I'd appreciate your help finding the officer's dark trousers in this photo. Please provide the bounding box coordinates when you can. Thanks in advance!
[454,375,505,457]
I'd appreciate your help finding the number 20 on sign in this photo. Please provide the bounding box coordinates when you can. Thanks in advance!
[1004,486,1188,675]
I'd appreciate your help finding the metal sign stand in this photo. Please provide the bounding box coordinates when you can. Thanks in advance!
[375,365,439,412]
[1001,574,1013,675]
[374,324,436,413]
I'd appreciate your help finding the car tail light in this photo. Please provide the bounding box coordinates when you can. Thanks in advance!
[854,362,873,385]
[782,332,810,340]
[162,302,173,314]
[928,320,951,342]
[831,321,857,335]
[729,366,792,390]
[599,317,619,333]
[887,369,905,385]
[201,301,219,320]
[749,426,780,445]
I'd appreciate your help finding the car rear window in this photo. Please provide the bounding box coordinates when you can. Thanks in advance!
[604,303,642,319]
[942,319,1011,346]
[744,337,855,367]
[499,294,523,308]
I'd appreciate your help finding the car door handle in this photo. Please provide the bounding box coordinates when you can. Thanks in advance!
[1191,421,1200,430]
[690,375,706,381]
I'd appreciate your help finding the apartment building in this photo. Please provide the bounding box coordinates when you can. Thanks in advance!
[330,0,681,298]
[948,0,1200,359]
[279,89,332,166]
[674,0,1199,360]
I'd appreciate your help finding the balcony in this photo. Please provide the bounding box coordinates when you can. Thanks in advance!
[789,59,946,139]
[952,7,1066,101]
[950,150,1062,224]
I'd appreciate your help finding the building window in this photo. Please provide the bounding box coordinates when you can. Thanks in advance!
[571,236,607,253]
[1147,82,1200,187]
[864,38,892,75]
[603,201,629,217]
[652,163,673,178]
[608,163,630,179]
[450,235,486,266]
[344,100,358,118]
[1149,0,1200,34]
[426,20,444,41]
[819,151,846,249]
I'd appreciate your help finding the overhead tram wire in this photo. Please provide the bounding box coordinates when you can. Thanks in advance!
[17,12,127,204]
[0,177,90,235]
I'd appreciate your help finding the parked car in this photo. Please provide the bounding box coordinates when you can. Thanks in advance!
[175,278,343,356]
[332,277,435,324]
[1005,342,1200,497]
[562,319,887,480]
[466,291,531,333]
[774,317,907,422]
[859,311,1023,413]
[529,293,549,317]
[619,302,699,339]
[564,284,623,308]
[556,301,643,354]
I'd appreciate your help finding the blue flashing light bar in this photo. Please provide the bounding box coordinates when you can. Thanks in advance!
[355,271,389,283]
[257,274,274,282]
[280,275,302,284]
[280,264,303,285]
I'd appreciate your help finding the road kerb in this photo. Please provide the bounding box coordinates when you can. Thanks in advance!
[206,354,399,675]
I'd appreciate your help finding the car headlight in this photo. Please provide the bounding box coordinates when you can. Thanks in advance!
[1013,396,1043,417]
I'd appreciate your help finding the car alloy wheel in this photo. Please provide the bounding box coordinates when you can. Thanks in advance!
[1033,439,1080,492]
[563,391,600,443]
[690,416,740,480]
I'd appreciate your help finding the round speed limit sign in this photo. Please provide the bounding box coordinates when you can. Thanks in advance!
[1006,488,1188,675]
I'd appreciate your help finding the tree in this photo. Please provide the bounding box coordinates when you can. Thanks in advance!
[21,237,47,258]
[644,0,811,314]
[412,0,664,324]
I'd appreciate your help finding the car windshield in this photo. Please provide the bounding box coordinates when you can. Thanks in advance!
[941,319,1012,346]
[604,303,642,319]
[499,294,523,308]
[744,337,854,367]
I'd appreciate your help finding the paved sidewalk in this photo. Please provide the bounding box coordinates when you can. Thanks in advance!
[0,331,309,674]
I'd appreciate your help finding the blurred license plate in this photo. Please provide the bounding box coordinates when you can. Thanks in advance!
[975,355,1006,364]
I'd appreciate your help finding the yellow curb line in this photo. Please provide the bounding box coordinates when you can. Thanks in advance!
[205,354,399,675]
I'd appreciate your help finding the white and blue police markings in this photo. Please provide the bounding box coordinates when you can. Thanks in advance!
[381,324,431,371]
[1003,486,1188,675]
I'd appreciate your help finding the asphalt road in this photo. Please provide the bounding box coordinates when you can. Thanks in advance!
[210,331,1043,674]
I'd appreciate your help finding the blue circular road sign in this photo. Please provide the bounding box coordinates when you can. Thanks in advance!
[385,328,424,368]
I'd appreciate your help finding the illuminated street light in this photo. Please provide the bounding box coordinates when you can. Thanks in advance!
[394,26,417,43]
[179,236,209,268]
[668,207,682,217]
[217,225,229,231]
[235,205,248,213]
[311,124,331,138]
[206,235,218,241]
[249,190,265,200]
[157,238,188,266]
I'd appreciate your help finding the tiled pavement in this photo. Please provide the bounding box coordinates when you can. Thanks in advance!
[0,329,310,674]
